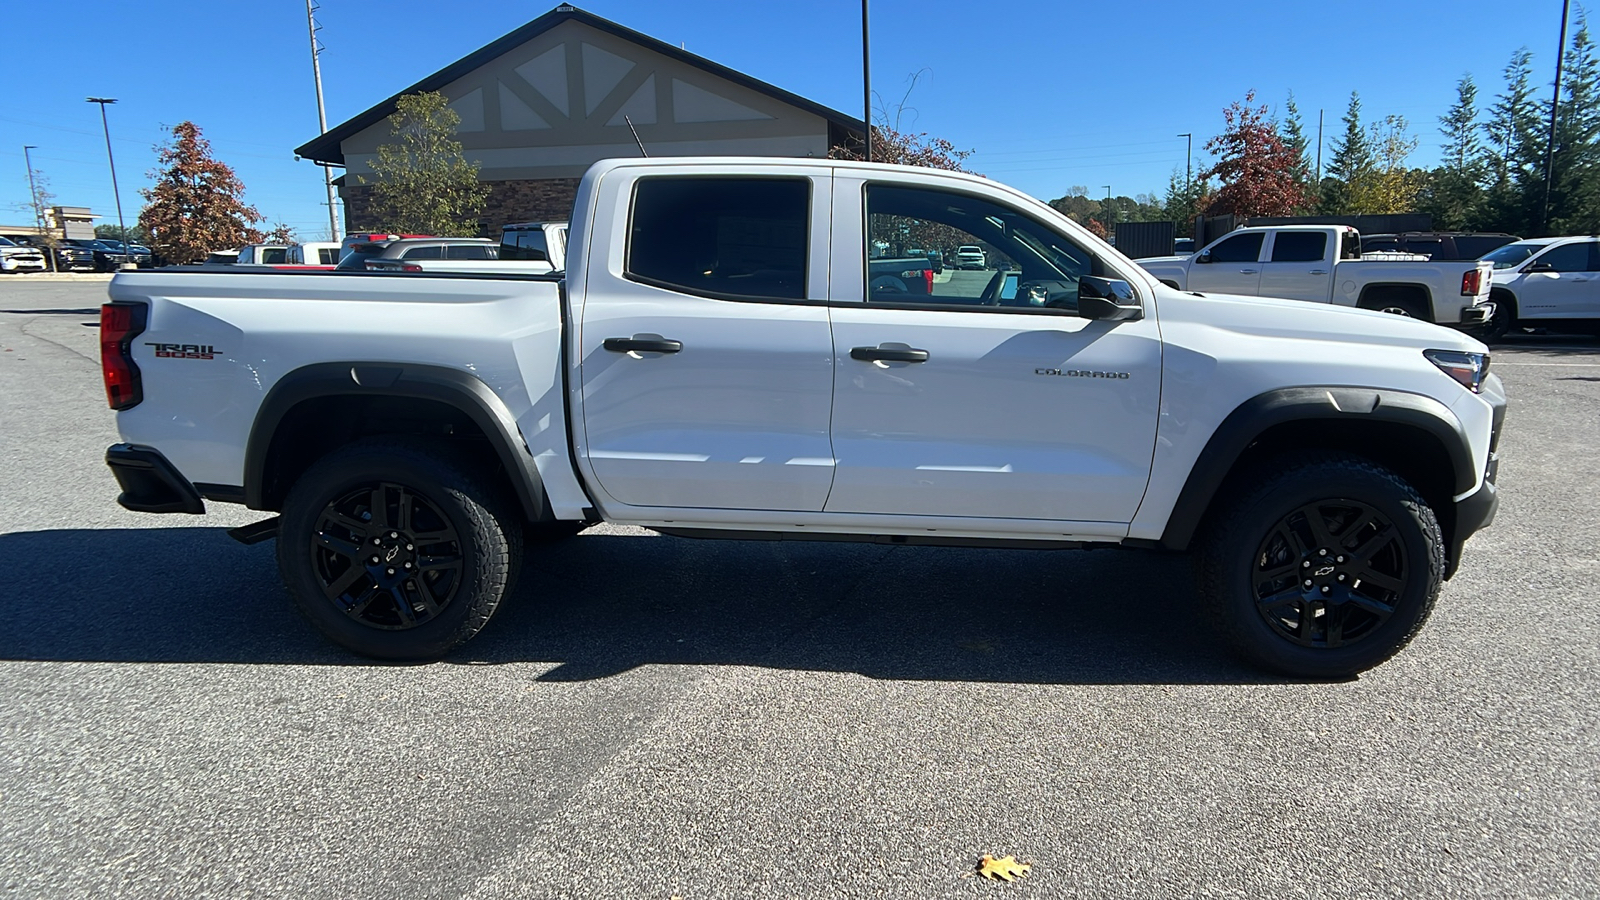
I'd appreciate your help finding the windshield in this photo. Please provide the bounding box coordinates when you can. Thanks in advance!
[0,237,14,247]
[1482,241,1545,270]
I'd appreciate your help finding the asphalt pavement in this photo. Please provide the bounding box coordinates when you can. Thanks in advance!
[2,279,1596,898]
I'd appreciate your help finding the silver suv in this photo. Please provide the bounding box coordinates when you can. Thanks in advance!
[335,238,502,273]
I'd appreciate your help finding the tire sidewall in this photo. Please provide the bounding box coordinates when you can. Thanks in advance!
[277,446,506,660]
[1211,466,1441,678]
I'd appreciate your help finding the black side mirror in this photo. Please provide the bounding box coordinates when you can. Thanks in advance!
[1527,261,1554,273]
[1194,252,1212,264]
[1078,277,1143,321]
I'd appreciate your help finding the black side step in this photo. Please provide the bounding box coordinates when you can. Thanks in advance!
[228,516,281,545]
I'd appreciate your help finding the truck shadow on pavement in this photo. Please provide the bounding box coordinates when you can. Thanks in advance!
[0,526,1277,684]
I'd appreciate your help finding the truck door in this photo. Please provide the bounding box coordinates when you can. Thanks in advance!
[573,165,837,512]
[1186,231,1264,295]
[823,175,1161,530]
[1259,230,1334,302]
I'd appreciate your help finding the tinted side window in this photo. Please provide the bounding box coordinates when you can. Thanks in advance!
[502,230,548,262]
[1270,232,1327,263]
[1400,239,1443,258]
[319,248,340,264]
[402,245,443,260]
[1207,233,1263,263]
[446,244,493,260]
[1535,243,1588,272]
[628,177,808,301]
[262,248,288,264]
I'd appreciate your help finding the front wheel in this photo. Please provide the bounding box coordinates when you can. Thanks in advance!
[1481,293,1517,342]
[277,438,522,660]
[1195,453,1444,678]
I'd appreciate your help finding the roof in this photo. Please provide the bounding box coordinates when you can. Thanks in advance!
[295,4,865,167]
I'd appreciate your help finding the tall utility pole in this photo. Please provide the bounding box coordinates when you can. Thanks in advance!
[306,0,341,240]
[861,0,871,162]
[22,145,42,230]
[1316,109,1324,182]
[1542,0,1572,235]
[1177,133,1192,192]
[86,97,128,256]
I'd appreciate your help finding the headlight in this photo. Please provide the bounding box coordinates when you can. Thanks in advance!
[1424,349,1490,393]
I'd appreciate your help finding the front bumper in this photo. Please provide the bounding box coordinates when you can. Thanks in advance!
[106,443,205,514]
[1446,384,1506,577]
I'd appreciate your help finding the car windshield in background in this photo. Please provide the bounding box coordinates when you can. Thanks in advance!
[1481,242,1544,269]
[0,237,15,247]
[335,243,389,270]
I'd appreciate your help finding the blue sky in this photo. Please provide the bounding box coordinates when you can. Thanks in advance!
[0,0,1576,239]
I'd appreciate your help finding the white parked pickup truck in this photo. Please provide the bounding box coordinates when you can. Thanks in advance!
[1138,225,1495,328]
[99,158,1506,678]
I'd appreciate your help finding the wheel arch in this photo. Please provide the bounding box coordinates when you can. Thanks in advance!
[244,362,548,522]
[1159,387,1474,556]
[1356,283,1435,322]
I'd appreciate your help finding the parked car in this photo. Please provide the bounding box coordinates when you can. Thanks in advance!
[954,244,987,269]
[284,242,342,266]
[101,155,1505,679]
[235,245,291,266]
[339,232,431,259]
[338,237,555,274]
[64,238,133,271]
[0,236,47,273]
[1361,232,1520,261]
[97,240,153,268]
[499,221,568,273]
[1138,225,1494,328]
[1480,236,1600,339]
[204,250,240,265]
[0,234,95,271]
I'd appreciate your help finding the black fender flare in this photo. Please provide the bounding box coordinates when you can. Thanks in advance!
[244,362,547,521]
[1157,386,1475,551]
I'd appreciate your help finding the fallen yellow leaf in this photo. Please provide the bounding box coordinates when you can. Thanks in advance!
[977,854,1031,881]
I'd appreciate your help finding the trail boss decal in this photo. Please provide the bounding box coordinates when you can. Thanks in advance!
[146,342,219,360]
[1035,368,1130,379]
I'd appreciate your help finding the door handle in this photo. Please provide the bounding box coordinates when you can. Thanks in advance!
[850,346,930,363]
[604,337,682,353]
[1239,268,1258,274]
[1309,269,1328,275]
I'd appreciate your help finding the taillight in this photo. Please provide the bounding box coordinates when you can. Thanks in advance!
[100,302,147,410]
[1461,268,1483,296]
[924,268,935,293]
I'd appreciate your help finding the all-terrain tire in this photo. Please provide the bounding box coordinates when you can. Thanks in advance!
[277,437,523,660]
[1193,452,1445,678]
[1482,291,1517,342]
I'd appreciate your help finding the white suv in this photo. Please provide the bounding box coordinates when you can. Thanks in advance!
[1482,236,1600,338]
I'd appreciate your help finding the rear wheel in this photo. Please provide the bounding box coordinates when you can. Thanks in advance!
[1361,288,1430,320]
[277,437,521,660]
[1195,453,1444,678]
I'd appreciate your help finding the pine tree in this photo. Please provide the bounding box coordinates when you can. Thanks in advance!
[1419,75,1485,229]
[1547,15,1600,234]
[1481,49,1539,233]
[1322,92,1373,214]
[138,122,263,264]
[1281,91,1315,209]
[363,91,491,236]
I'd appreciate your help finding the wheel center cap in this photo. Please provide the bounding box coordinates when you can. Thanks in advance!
[1314,565,1335,576]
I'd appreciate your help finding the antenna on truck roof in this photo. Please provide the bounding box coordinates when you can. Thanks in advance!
[624,116,648,158]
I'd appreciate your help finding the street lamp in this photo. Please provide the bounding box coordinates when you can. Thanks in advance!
[86,97,129,261]
[1177,133,1192,193]
[861,0,871,162]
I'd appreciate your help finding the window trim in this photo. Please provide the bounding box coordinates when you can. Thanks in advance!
[623,174,815,305]
[853,181,1126,316]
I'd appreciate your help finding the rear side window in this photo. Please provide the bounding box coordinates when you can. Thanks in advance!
[1400,238,1443,258]
[627,177,809,301]
[1270,232,1327,263]
[1207,233,1263,263]
[262,248,288,264]
[502,230,548,262]
[319,248,340,264]
[402,245,443,260]
[446,244,494,260]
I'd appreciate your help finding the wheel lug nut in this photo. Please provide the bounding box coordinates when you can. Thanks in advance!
[370,556,380,564]
[372,538,381,545]
[1318,548,1328,556]
[1337,574,1347,582]
[404,562,412,569]
[1303,579,1313,587]
[406,544,413,551]
[1321,585,1331,594]
[387,568,395,575]
[389,531,398,538]
[1302,561,1311,569]
[1336,555,1346,563]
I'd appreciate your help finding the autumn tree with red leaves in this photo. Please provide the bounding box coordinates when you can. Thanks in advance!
[1202,91,1312,217]
[138,122,263,264]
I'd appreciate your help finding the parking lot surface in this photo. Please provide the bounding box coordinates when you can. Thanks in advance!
[2,281,1597,898]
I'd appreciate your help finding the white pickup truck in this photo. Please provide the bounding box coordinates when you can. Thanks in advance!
[99,158,1506,678]
[1138,225,1495,328]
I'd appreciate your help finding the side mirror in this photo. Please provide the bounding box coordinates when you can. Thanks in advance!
[1078,277,1143,321]
[1527,261,1554,273]
[1194,252,1212,264]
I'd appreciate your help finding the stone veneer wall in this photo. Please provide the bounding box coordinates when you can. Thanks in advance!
[341,178,582,235]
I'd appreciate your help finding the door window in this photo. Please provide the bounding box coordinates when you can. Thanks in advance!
[261,248,288,264]
[401,245,443,260]
[627,177,809,301]
[502,230,548,262]
[863,184,1097,310]
[1270,232,1327,262]
[1533,243,1589,272]
[446,244,494,260]
[1207,233,1264,263]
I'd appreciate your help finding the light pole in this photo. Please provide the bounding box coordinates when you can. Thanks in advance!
[861,0,871,162]
[306,0,341,240]
[1542,0,1572,235]
[86,97,129,259]
[1177,133,1192,193]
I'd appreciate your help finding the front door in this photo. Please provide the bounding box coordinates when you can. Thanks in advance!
[1259,230,1334,302]
[575,168,837,512]
[824,177,1162,529]
[1514,240,1600,320]
[1187,231,1265,295]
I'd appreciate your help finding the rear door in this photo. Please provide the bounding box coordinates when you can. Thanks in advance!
[574,164,837,512]
[1187,231,1264,295]
[1259,230,1333,302]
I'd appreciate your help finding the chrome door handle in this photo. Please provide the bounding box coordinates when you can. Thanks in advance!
[603,337,682,353]
[1239,268,1258,274]
[1309,269,1328,275]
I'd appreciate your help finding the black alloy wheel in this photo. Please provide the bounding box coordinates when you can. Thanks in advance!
[1250,500,1405,650]
[311,483,464,630]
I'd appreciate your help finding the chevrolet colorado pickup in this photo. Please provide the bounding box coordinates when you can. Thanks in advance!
[1137,225,1496,328]
[99,158,1505,678]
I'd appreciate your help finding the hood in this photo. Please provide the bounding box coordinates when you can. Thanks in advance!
[1161,289,1487,353]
